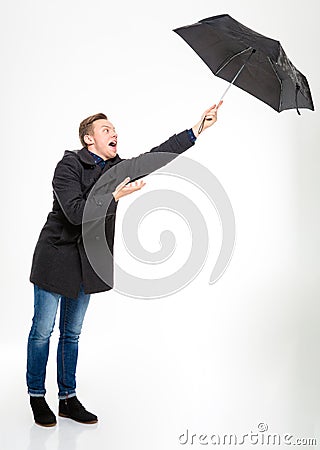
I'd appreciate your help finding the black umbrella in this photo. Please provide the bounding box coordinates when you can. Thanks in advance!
[173,14,314,121]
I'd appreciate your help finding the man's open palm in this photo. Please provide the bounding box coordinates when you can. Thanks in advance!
[112,177,146,201]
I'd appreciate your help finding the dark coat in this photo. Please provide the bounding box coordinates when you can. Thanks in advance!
[29,130,194,299]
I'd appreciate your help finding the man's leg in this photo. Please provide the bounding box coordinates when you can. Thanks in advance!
[57,284,97,423]
[26,284,60,426]
[27,284,60,396]
[57,283,90,399]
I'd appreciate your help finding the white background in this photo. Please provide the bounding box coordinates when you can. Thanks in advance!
[1,0,320,448]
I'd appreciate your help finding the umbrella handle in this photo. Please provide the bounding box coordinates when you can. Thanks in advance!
[198,116,206,134]
[197,113,215,134]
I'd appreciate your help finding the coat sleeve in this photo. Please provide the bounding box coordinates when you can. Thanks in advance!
[52,130,194,226]
[98,130,195,190]
[52,157,117,226]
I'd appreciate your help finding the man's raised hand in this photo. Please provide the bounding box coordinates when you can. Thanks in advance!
[192,100,223,136]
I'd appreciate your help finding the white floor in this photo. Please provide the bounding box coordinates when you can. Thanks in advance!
[1,353,181,450]
[1,343,189,450]
[2,280,320,450]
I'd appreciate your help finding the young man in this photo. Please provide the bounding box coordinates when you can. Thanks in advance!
[27,102,222,427]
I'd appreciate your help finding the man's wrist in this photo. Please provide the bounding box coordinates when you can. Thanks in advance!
[191,123,201,138]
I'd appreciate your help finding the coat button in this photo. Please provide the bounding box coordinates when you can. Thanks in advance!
[97,200,103,206]
[95,236,100,240]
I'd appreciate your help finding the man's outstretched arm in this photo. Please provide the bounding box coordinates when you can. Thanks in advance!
[112,102,223,202]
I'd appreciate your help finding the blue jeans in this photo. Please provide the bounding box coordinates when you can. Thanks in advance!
[26,284,90,399]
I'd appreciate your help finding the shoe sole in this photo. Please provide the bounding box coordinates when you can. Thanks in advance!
[35,421,57,427]
[58,412,98,424]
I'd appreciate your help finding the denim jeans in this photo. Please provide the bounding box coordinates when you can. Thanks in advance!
[27,283,90,399]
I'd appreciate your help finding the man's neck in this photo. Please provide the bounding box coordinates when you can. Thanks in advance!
[87,147,108,161]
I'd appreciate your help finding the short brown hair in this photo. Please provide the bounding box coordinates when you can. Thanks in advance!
[79,113,108,147]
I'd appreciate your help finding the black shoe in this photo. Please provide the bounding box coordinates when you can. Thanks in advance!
[30,396,57,427]
[59,396,98,424]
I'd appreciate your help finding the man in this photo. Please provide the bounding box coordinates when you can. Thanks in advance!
[27,102,222,427]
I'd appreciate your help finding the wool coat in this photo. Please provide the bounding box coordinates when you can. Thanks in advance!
[29,130,195,299]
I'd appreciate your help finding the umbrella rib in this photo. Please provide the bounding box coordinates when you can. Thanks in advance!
[218,48,256,102]
[215,46,253,75]
[267,57,283,111]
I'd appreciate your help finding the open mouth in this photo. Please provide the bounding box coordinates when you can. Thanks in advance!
[109,141,117,148]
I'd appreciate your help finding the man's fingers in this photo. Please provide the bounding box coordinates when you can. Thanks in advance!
[115,176,131,192]
[133,181,146,190]
[118,177,131,187]
[121,177,131,185]
[216,100,223,109]
[127,180,146,189]
[122,179,146,192]
[126,180,140,188]
[204,104,216,115]
[203,99,223,122]
[204,100,223,115]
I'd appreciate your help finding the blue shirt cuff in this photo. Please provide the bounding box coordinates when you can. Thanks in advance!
[187,128,197,144]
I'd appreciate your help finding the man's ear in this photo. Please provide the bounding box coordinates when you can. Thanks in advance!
[84,134,94,145]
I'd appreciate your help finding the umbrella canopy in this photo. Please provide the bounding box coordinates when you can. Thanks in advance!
[173,14,314,114]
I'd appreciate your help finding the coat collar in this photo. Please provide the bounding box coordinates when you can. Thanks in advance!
[77,147,97,165]
[74,147,122,167]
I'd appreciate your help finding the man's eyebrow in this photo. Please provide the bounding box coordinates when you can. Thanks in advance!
[101,125,115,131]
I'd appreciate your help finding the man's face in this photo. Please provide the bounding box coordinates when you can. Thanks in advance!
[85,119,118,160]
